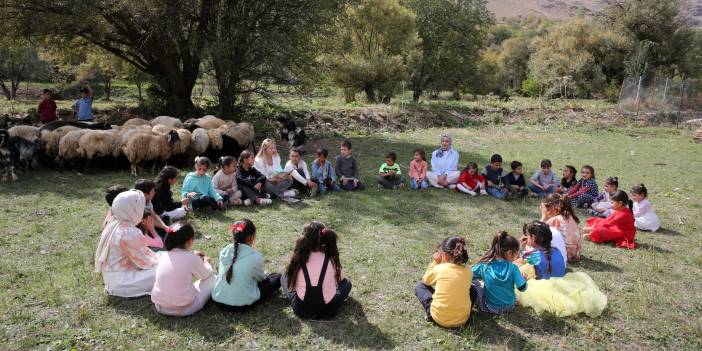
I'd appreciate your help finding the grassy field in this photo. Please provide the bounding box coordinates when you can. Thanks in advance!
[1,124,700,350]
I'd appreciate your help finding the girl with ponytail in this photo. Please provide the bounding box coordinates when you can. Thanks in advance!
[212,219,281,311]
[181,156,225,211]
[470,231,527,314]
[519,221,566,280]
[151,223,215,317]
[282,221,352,319]
[584,190,638,249]
[541,193,582,261]
[589,176,619,218]
[212,156,243,206]
[415,236,473,328]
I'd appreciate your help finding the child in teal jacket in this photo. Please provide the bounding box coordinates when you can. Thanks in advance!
[181,157,224,211]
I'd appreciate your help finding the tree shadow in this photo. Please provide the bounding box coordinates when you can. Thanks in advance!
[573,256,623,273]
[636,242,673,254]
[304,297,395,349]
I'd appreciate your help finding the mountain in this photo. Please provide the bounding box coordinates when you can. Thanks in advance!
[487,0,702,25]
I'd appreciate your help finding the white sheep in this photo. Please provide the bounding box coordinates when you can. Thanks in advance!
[122,118,152,127]
[77,130,121,160]
[152,124,175,135]
[222,122,256,151]
[9,125,39,143]
[41,125,79,158]
[58,129,89,163]
[122,130,180,176]
[173,129,192,156]
[207,128,224,150]
[188,128,209,156]
[151,116,183,128]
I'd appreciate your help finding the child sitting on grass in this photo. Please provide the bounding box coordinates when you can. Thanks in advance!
[457,162,487,196]
[181,157,225,211]
[151,223,214,317]
[528,159,559,197]
[378,152,403,189]
[584,190,637,249]
[541,194,581,262]
[470,231,527,314]
[502,160,528,199]
[311,148,341,194]
[282,222,352,319]
[517,221,566,280]
[135,179,171,237]
[103,185,128,228]
[482,154,507,200]
[631,184,660,232]
[589,177,618,218]
[236,150,273,206]
[335,140,364,191]
[153,166,187,224]
[415,236,472,328]
[557,165,577,194]
[568,165,598,208]
[285,148,318,197]
[212,219,282,311]
[408,148,429,190]
[136,207,163,250]
[212,156,243,207]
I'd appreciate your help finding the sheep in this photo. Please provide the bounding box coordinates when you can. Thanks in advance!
[8,125,39,143]
[207,128,224,150]
[0,130,17,182]
[152,124,175,135]
[183,115,226,130]
[122,118,152,127]
[40,125,79,159]
[37,120,111,134]
[151,116,183,128]
[222,122,256,151]
[188,128,209,156]
[77,130,121,160]
[57,129,89,168]
[119,126,154,145]
[173,129,192,156]
[9,136,40,171]
[122,130,180,176]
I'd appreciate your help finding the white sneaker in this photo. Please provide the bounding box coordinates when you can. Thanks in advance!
[243,199,253,206]
[466,189,476,196]
[283,189,298,198]
[448,184,456,190]
[283,197,301,204]
[258,198,272,206]
[480,189,488,196]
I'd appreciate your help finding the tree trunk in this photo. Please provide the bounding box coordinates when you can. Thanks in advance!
[364,84,377,103]
[104,78,112,101]
[136,82,142,100]
[0,81,11,100]
[412,88,422,102]
[452,87,460,100]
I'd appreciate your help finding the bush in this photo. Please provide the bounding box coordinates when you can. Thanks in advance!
[521,75,540,97]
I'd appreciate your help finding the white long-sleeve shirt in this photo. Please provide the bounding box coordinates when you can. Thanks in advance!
[284,159,311,184]
[254,154,283,179]
[430,148,459,175]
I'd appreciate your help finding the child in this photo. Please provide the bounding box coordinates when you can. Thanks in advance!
[502,160,528,198]
[103,185,128,228]
[72,82,93,122]
[589,177,618,218]
[541,194,581,262]
[212,219,282,311]
[151,223,215,317]
[153,166,188,224]
[631,184,660,232]
[37,89,57,123]
[255,138,298,201]
[134,179,171,237]
[212,156,243,206]
[471,232,527,314]
[457,162,487,196]
[236,150,273,206]
[282,222,352,319]
[584,190,637,249]
[136,207,164,250]
[335,140,364,191]
[568,165,598,208]
[378,152,403,189]
[311,148,341,194]
[518,221,566,280]
[408,148,429,190]
[414,236,472,328]
[181,157,225,211]
[557,165,577,194]
[284,148,318,197]
[481,154,506,199]
[528,159,559,197]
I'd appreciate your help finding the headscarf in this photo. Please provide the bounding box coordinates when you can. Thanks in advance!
[435,134,452,158]
[95,190,145,272]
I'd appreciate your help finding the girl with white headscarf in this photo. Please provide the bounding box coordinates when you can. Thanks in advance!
[427,134,461,189]
[95,190,160,297]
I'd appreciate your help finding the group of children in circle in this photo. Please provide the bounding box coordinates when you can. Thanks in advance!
[95,133,661,325]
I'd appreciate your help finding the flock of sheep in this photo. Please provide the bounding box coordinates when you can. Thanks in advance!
[0,115,256,179]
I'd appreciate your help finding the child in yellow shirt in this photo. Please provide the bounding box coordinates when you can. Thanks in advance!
[414,237,472,328]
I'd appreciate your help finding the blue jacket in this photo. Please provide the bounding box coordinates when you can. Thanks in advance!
[311,159,336,182]
[211,243,267,306]
[181,172,223,208]
[472,260,527,309]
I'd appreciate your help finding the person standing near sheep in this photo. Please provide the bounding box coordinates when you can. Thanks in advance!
[37,89,57,123]
[72,81,94,122]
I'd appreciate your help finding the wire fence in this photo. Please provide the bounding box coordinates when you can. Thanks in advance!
[617,76,702,123]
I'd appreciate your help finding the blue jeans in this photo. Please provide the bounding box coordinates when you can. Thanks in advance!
[486,187,506,200]
[410,178,429,189]
[342,179,364,191]
[528,183,555,197]
[313,179,341,194]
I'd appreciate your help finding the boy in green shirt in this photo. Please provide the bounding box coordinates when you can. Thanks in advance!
[378,152,404,189]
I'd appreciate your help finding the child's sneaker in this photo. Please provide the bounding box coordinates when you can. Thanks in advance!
[283,189,299,198]
[283,197,301,204]
[466,189,476,196]
[258,198,273,206]
[243,199,253,206]
[480,189,488,196]
[448,184,456,190]
[230,198,243,206]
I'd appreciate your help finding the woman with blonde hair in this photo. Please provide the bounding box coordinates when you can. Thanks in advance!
[254,138,298,201]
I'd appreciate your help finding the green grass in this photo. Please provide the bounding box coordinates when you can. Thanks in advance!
[1,124,701,350]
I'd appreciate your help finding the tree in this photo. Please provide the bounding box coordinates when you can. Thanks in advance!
[497,37,531,92]
[0,39,50,100]
[76,50,126,100]
[329,0,416,103]
[404,0,493,101]
[2,0,215,114]
[206,0,342,118]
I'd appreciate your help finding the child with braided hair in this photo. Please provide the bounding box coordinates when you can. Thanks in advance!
[517,221,566,280]
[282,221,352,319]
[415,237,473,328]
[212,219,281,311]
[470,232,527,314]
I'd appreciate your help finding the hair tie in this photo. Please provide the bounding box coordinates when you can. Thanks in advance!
[321,227,327,236]
[231,222,246,233]
[165,227,174,234]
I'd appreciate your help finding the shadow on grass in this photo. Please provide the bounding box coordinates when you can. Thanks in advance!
[650,227,682,236]
[636,242,673,254]
[575,256,623,273]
